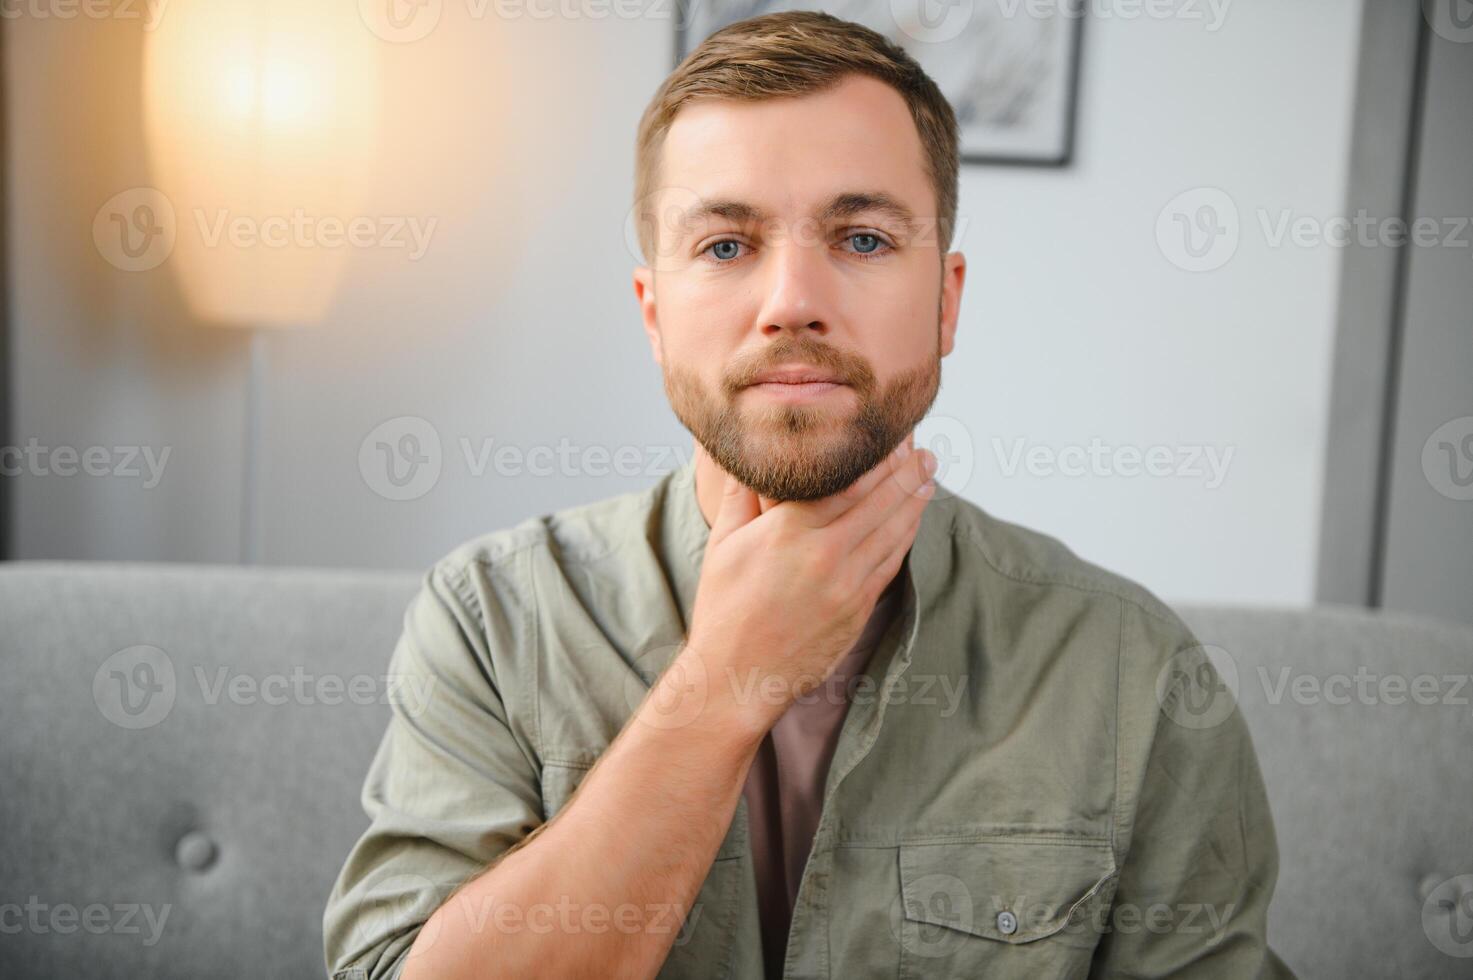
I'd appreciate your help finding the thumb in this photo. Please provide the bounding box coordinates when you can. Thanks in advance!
[710,469,760,546]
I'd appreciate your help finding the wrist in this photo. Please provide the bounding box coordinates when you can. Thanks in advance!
[636,642,773,752]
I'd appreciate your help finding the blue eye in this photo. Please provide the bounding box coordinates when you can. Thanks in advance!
[709,240,742,261]
[844,232,893,260]
[702,233,893,264]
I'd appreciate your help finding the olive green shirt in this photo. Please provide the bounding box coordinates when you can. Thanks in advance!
[323,456,1294,979]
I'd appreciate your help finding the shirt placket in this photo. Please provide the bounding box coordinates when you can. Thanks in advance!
[776,577,922,980]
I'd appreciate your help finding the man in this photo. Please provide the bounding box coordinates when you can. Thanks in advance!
[324,11,1293,979]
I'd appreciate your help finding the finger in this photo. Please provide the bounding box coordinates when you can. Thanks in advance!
[709,468,760,547]
[831,447,936,546]
[842,433,917,504]
[862,503,926,601]
[851,472,933,588]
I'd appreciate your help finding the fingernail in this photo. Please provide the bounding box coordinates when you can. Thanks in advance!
[922,451,939,476]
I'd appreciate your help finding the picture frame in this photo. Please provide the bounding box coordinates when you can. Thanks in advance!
[673,0,1085,166]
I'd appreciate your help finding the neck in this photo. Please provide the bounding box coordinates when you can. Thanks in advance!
[692,443,717,531]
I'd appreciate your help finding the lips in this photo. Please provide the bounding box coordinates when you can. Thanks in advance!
[749,366,844,386]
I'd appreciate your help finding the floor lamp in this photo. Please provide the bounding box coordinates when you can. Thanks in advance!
[141,0,380,563]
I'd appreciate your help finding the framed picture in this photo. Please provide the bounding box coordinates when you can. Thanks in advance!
[673,0,1084,166]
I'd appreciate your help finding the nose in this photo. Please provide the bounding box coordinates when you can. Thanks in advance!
[753,234,838,339]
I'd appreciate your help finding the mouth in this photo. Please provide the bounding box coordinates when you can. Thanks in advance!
[747,365,846,386]
[744,379,848,402]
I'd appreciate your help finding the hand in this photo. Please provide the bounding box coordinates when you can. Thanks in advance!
[680,438,938,736]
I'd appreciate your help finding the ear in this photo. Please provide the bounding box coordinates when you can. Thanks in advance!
[632,265,664,367]
[938,250,966,358]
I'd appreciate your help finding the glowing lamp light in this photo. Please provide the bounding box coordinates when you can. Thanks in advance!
[143,0,381,328]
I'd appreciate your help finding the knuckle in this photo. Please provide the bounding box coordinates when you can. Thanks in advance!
[809,539,843,576]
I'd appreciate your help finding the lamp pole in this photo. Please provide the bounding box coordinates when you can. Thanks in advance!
[240,328,265,564]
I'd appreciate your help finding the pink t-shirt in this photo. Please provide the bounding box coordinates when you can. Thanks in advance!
[738,575,907,979]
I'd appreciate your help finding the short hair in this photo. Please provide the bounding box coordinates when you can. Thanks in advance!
[633,10,960,264]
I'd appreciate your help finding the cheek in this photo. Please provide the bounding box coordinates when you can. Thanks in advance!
[856,287,936,359]
[659,282,748,360]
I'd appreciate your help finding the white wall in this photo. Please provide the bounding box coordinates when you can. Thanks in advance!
[5,1,1362,604]
[946,2,1361,604]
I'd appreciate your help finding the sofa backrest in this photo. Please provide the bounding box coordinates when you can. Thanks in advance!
[1,562,1469,978]
[1,562,417,980]
[1177,603,1473,978]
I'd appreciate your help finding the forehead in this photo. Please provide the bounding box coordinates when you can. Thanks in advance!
[658,73,934,217]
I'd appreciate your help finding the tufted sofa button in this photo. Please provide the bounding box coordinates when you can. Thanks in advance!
[176,831,218,872]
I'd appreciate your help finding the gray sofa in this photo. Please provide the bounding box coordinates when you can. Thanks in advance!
[2,561,1470,979]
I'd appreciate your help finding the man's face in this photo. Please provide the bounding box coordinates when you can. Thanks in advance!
[632,73,966,501]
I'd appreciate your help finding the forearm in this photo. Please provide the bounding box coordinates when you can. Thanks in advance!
[400,647,766,980]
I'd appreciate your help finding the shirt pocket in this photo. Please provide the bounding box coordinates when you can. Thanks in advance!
[896,836,1117,980]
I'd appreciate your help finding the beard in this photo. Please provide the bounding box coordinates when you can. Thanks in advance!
[663,329,941,501]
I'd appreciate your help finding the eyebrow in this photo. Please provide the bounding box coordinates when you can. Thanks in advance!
[682,191,919,238]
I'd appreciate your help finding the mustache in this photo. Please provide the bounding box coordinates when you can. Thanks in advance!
[727,342,871,390]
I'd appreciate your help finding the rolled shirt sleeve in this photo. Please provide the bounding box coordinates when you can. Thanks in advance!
[323,560,541,980]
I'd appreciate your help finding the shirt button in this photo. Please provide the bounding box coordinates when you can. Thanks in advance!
[996,910,1018,935]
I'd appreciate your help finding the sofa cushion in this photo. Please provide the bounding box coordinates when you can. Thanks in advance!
[0,562,1468,978]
